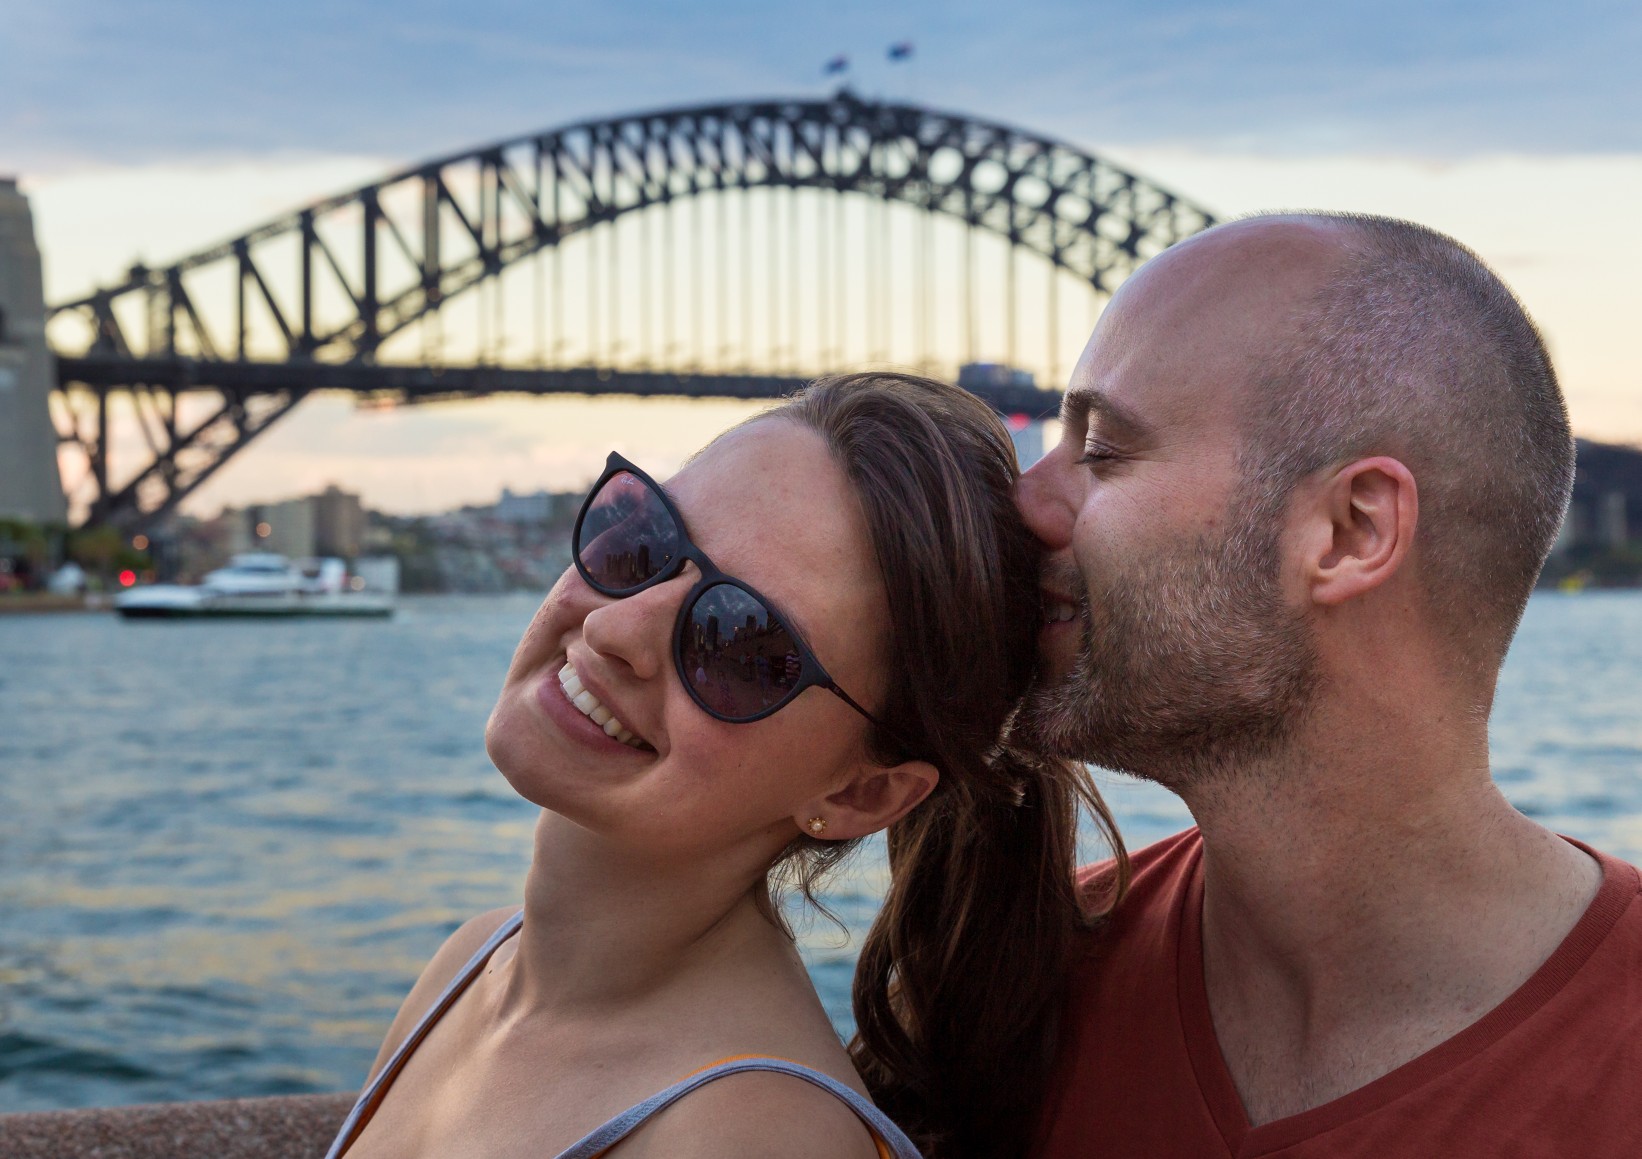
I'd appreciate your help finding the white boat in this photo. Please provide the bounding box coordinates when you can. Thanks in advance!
[114,553,395,619]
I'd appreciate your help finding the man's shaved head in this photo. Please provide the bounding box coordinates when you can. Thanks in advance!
[1242,213,1573,672]
[1015,211,1572,781]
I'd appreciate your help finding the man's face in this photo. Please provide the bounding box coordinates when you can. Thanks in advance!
[1013,224,1330,788]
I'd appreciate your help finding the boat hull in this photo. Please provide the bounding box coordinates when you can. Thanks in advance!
[112,555,397,619]
[115,593,394,619]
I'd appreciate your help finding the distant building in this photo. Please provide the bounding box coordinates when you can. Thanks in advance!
[219,509,254,556]
[1597,491,1628,549]
[959,362,1049,469]
[314,484,365,558]
[493,487,580,525]
[351,554,400,594]
[252,497,317,559]
[1543,440,1642,586]
[222,484,365,561]
[494,488,552,523]
[169,510,249,582]
[1566,440,1641,551]
[957,362,1036,392]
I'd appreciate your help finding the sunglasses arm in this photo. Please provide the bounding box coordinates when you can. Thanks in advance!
[824,682,915,758]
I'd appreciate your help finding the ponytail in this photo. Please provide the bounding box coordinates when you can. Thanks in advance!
[850,750,1127,1158]
[760,372,1129,1157]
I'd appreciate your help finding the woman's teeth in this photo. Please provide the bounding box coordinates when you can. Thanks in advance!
[1046,601,1077,624]
[558,663,646,749]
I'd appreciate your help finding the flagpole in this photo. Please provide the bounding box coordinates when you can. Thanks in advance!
[886,41,915,103]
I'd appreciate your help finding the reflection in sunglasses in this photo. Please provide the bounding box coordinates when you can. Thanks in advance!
[683,585,806,715]
[596,543,655,588]
[578,473,679,590]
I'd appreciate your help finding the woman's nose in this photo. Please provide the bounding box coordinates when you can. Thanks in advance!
[579,570,692,682]
[1014,454,1078,551]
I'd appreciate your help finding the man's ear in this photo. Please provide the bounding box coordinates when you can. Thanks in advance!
[1297,456,1418,607]
[794,758,940,841]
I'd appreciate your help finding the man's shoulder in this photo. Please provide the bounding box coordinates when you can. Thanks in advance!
[1077,826,1203,914]
[1570,838,1642,897]
[1560,839,1642,965]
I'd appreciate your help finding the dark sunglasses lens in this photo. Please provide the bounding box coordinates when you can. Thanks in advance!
[575,471,681,591]
[680,583,805,720]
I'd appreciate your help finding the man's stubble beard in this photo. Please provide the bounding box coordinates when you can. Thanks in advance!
[1014,483,1321,793]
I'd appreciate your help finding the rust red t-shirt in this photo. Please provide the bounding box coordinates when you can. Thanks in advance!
[1035,828,1642,1158]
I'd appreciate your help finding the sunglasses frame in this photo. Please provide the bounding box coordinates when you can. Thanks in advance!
[571,451,890,729]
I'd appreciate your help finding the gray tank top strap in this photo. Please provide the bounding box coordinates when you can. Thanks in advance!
[549,1056,923,1159]
[325,911,922,1159]
[324,909,526,1159]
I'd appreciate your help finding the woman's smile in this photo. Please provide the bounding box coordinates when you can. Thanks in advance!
[533,659,656,757]
[557,661,649,749]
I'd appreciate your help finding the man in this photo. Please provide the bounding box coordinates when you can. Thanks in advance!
[1014,213,1641,1157]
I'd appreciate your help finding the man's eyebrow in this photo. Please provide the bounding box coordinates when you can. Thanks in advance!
[1062,388,1151,443]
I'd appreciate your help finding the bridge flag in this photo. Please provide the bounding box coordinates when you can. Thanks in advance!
[823,54,849,75]
[887,41,914,61]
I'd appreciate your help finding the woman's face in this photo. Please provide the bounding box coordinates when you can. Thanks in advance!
[485,419,894,863]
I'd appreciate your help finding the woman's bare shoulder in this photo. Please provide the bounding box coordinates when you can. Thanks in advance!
[618,1068,889,1159]
[363,906,521,1083]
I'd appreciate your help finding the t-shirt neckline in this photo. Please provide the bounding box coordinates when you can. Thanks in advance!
[1174,834,1637,1156]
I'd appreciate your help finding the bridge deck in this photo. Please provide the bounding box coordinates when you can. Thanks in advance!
[56,355,1067,415]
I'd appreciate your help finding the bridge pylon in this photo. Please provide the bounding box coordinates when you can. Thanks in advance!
[0,178,68,525]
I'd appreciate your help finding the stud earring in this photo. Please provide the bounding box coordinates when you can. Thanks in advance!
[806,816,828,835]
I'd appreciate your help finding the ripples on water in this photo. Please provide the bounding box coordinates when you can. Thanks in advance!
[0,592,1637,1110]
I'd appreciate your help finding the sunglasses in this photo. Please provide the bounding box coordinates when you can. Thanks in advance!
[571,451,892,730]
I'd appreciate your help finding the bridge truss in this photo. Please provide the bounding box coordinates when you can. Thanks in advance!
[47,90,1215,530]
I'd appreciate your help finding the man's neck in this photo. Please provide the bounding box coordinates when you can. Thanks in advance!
[1184,710,1602,1127]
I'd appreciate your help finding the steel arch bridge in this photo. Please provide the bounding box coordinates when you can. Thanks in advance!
[48,90,1216,530]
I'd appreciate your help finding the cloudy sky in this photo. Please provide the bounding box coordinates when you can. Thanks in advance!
[5,0,1640,513]
[8,0,1639,165]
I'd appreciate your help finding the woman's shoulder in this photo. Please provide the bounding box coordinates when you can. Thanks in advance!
[364,906,521,1082]
[618,1065,889,1159]
[421,905,523,978]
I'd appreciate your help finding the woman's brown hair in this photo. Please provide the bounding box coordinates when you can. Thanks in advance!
[764,372,1129,1159]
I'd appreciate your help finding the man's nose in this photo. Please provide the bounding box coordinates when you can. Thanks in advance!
[1015,455,1077,551]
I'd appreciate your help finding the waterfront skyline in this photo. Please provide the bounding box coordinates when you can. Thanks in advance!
[6,0,1640,516]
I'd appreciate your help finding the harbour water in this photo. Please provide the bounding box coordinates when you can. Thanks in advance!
[1,592,1639,1111]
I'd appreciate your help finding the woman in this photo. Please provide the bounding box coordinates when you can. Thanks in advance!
[325,373,1126,1159]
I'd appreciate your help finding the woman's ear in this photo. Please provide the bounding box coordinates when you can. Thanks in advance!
[794,758,939,841]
